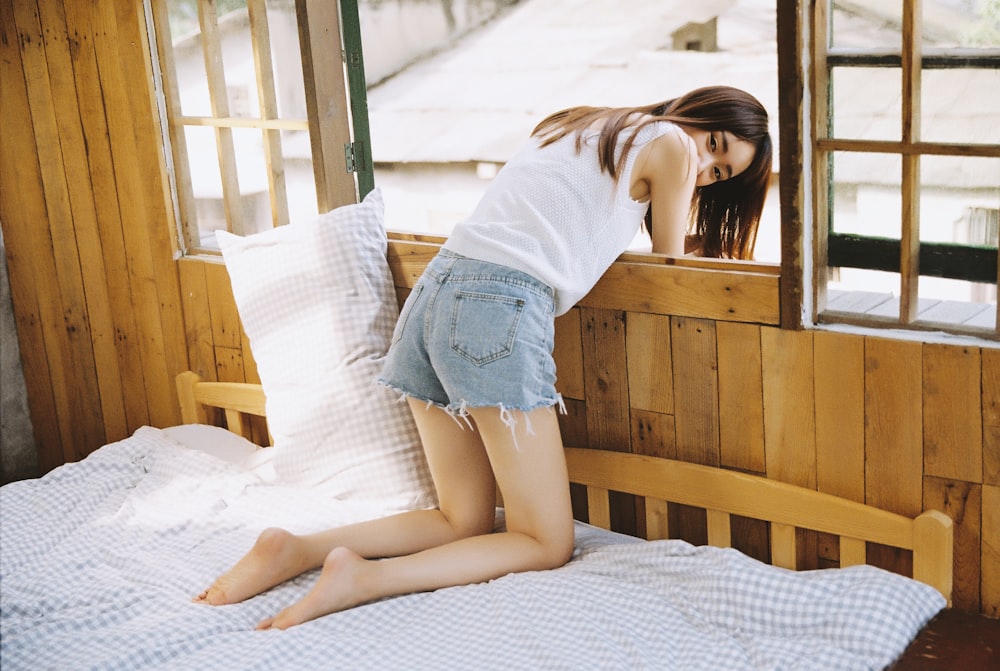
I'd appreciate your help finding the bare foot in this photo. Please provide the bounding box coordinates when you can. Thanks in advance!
[194,528,310,606]
[257,547,375,630]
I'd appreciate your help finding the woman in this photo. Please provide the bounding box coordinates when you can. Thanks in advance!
[195,85,772,629]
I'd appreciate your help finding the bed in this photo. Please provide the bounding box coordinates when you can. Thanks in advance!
[3,191,989,670]
[0,370,960,670]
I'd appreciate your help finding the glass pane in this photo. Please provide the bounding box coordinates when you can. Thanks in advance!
[922,68,1000,144]
[161,0,316,250]
[923,0,1000,48]
[920,155,1000,245]
[826,268,900,311]
[185,126,225,246]
[830,0,902,50]
[830,67,901,140]
[919,276,996,306]
[167,0,259,117]
[830,152,903,238]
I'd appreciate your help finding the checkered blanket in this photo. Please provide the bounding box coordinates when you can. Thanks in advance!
[1,427,944,670]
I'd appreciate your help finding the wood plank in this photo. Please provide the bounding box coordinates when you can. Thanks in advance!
[581,308,630,452]
[625,312,673,414]
[777,0,807,329]
[553,308,584,400]
[865,337,923,517]
[247,0,290,228]
[13,0,105,461]
[644,498,669,540]
[706,509,732,547]
[116,0,192,429]
[920,299,996,325]
[205,260,243,350]
[716,321,765,473]
[984,348,1000,427]
[924,344,982,482]
[564,448,933,550]
[148,0,199,250]
[387,238,779,325]
[581,308,633,534]
[866,296,938,318]
[898,0,921,322]
[178,258,218,381]
[557,398,588,451]
[982,484,1000,618]
[0,1,62,472]
[839,536,867,568]
[671,317,719,467]
[630,409,676,460]
[197,0,244,234]
[587,486,611,530]
[771,522,797,569]
[93,0,183,430]
[825,290,895,313]
[581,261,780,324]
[814,331,865,502]
[963,302,996,329]
[924,476,980,612]
[386,239,438,289]
[296,0,356,211]
[44,0,132,443]
[65,0,150,434]
[761,327,816,488]
[982,348,1000,487]
[214,346,246,385]
[731,516,771,565]
[985,425,1000,489]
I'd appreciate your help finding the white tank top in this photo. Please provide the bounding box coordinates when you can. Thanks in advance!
[443,120,681,315]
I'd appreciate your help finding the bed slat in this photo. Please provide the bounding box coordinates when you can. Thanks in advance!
[706,509,732,548]
[563,447,953,601]
[644,498,669,540]
[175,371,267,437]
[586,486,611,530]
[839,536,867,568]
[771,522,797,570]
[913,510,954,602]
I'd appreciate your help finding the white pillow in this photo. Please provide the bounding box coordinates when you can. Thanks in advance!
[216,188,436,512]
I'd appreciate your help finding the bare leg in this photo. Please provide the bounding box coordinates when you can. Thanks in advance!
[260,402,574,629]
[195,398,497,607]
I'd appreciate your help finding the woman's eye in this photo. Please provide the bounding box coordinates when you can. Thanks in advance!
[713,166,722,180]
[710,134,717,152]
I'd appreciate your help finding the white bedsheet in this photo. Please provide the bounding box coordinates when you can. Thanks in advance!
[1,427,944,670]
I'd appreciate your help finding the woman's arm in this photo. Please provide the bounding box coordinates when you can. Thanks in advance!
[630,131,698,256]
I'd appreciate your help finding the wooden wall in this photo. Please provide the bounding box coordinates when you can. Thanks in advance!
[0,0,996,617]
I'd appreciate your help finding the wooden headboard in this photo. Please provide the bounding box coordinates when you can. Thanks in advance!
[175,370,954,603]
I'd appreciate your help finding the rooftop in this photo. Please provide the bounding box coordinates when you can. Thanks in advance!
[366,0,779,165]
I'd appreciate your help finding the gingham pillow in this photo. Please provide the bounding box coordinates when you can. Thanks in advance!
[217,188,436,512]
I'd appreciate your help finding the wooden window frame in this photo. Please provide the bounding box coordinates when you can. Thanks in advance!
[791,0,999,339]
[149,0,370,253]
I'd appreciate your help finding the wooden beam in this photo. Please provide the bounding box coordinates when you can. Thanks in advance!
[776,0,808,329]
[295,0,356,211]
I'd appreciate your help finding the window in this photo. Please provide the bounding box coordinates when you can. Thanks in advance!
[810,0,1000,338]
[148,0,369,253]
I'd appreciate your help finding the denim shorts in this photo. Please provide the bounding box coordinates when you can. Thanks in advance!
[379,250,561,415]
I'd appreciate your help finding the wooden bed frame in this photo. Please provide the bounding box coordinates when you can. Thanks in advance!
[177,371,1000,668]
[176,370,953,599]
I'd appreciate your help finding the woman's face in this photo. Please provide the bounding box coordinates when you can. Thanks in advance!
[686,128,756,187]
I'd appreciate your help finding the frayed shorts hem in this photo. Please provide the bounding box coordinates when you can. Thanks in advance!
[378,379,565,419]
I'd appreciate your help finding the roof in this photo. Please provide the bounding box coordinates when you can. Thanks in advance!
[366,0,780,165]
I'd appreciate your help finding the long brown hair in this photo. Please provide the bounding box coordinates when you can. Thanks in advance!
[531,86,772,259]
